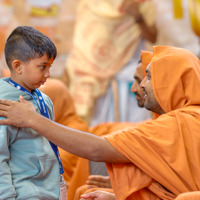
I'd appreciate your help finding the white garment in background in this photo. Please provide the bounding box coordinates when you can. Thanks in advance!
[153,0,200,56]
[90,40,152,126]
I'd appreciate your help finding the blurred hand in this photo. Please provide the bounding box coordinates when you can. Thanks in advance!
[119,0,141,21]
[86,175,112,189]
[80,190,115,200]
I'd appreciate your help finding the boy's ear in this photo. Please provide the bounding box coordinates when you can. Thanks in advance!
[12,60,22,74]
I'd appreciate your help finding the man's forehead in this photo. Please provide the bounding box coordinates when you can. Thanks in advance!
[134,63,143,79]
[146,63,151,72]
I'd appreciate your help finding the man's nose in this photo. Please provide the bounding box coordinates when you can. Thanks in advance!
[140,76,147,88]
[130,82,137,93]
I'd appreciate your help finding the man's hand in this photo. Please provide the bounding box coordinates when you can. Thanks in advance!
[86,175,112,189]
[0,96,36,127]
[80,191,115,200]
[119,0,141,21]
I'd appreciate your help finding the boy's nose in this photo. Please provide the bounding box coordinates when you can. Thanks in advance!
[44,69,50,78]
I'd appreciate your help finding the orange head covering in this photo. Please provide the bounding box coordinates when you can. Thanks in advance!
[140,50,153,78]
[151,46,200,113]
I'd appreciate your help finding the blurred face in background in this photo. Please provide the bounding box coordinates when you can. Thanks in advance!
[131,61,145,107]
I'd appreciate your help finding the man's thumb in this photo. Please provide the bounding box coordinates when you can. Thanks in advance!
[19,95,27,103]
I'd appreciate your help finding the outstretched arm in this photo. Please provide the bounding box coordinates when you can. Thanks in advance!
[0,97,130,163]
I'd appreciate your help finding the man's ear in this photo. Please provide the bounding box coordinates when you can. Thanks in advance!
[12,60,22,74]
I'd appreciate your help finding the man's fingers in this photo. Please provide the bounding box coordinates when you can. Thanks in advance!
[0,104,9,112]
[0,110,7,116]
[0,97,36,127]
[0,99,13,106]
[19,95,27,103]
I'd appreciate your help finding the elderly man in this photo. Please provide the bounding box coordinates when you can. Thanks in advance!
[0,46,200,200]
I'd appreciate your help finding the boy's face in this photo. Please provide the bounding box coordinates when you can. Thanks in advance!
[12,54,54,92]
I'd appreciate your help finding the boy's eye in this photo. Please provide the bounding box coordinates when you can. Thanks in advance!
[40,65,52,70]
[40,66,46,70]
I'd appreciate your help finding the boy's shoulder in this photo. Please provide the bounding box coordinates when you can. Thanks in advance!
[0,77,18,100]
[0,77,9,84]
[0,78,31,101]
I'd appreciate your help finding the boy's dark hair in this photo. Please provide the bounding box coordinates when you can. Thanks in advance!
[4,26,57,69]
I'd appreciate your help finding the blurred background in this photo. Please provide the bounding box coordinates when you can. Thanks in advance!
[0,0,200,125]
[0,0,199,77]
[0,0,80,77]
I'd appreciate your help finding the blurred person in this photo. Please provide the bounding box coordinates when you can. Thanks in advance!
[63,0,157,125]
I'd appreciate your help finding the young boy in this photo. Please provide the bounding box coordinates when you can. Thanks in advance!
[0,26,63,199]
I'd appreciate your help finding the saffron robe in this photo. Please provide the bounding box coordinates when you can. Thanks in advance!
[105,46,200,200]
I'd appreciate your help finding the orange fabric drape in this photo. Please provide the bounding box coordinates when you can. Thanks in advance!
[106,46,200,200]
[68,157,90,200]
[140,50,153,78]
[0,69,10,79]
